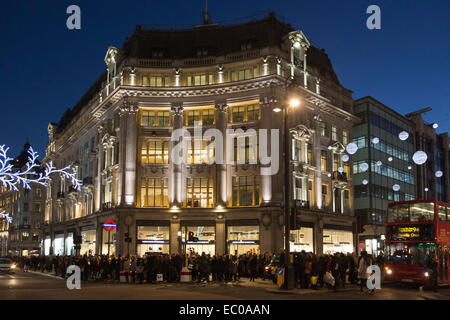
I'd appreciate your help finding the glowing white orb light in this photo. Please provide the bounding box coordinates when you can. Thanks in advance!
[328,145,332,150]
[432,123,438,129]
[398,131,409,141]
[408,165,412,170]
[362,179,368,185]
[435,170,443,178]
[359,162,369,172]
[376,161,382,166]
[393,184,400,192]
[346,142,358,155]
[388,157,393,162]
[338,167,344,173]
[412,151,428,165]
[327,173,332,178]
[425,187,429,192]
[372,137,379,144]
[342,154,349,162]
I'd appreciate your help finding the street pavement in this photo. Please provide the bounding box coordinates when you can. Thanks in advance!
[0,270,449,300]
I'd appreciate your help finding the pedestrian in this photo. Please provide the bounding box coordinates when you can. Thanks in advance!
[358,251,373,293]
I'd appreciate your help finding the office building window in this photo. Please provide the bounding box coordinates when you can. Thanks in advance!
[186,177,214,208]
[321,150,328,171]
[332,126,338,141]
[186,108,215,126]
[320,122,327,137]
[187,139,215,164]
[230,104,260,123]
[141,140,169,164]
[140,178,169,207]
[234,136,258,163]
[141,110,170,127]
[343,130,349,145]
[232,176,261,207]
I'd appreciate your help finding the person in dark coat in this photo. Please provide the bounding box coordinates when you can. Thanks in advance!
[249,254,258,282]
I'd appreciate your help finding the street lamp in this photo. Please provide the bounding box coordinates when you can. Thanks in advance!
[273,92,300,290]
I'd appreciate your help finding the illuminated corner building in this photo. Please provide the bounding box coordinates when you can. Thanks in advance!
[405,113,449,203]
[0,143,46,257]
[42,12,359,257]
[352,97,416,256]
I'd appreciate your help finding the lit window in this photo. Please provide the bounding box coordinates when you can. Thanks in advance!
[332,126,338,141]
[140,178,168,207]
[141,140,169,164]
[231,176,261,207]
[187,139,215,164]
[321,151,328,171]
[320,122,327,137]
[186,108,214,126]
[141,110,170,127]
[230,104,260,123]
[186,177,214,208]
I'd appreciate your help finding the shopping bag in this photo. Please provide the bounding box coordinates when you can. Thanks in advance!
[324,272,335,286]
[310,275,318,286]
[157,273,163,282]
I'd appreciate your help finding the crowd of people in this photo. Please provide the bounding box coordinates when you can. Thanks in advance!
[10,250,388,292]
[11,252,273,284]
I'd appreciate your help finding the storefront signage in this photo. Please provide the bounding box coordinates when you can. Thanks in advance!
[186,240,213,244]
[139,240,169,244]
[103,220,117,231]
[229,240,259,245]
[386,224,434,241]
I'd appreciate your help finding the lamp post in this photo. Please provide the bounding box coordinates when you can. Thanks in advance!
[274,95,300,290]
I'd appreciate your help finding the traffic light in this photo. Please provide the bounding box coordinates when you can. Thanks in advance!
[188,231,194,242]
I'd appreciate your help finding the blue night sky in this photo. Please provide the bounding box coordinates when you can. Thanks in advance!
[0,0,449,158]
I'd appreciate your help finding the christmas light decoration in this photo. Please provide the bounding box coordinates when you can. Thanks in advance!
[0,144,82,192]
[0,211,12,223]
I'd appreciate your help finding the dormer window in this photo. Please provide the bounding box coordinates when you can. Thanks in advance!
[196,49,208,57]
[152,50,164,58]
[241,42,252,51]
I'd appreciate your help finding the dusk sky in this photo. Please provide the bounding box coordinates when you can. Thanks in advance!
[1,0,449,157]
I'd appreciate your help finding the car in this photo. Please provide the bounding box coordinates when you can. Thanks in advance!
[0,258,16,274]
[264,256,283,282]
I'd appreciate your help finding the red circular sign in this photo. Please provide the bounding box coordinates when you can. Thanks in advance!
[103,220,116,231]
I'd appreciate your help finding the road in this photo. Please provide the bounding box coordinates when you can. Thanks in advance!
[0,270,449,300]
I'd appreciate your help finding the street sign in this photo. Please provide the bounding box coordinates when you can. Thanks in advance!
[103,220,117,231]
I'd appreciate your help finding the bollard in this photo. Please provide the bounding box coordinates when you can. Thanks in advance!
[180,267,192,282]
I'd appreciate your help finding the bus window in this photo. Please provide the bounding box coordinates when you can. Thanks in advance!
[439,205,447,222]
[387,204,409,223]
[386,242,436,265]
[410,202,434,222]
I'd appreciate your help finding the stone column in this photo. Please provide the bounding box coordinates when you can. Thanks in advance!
[260,97,274,205]
[118,106,128,206]
[315,218,324,254]
[123,101,138,206]
[170,220,180,255]
[171,103,184,206]
[314,115,322,209]
[215,102,228,206]
[215,219,226,255]
[96,126,104,211]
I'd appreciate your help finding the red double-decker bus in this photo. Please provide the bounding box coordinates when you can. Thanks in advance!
[384,200,450,285]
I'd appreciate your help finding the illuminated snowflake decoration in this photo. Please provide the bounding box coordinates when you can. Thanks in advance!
[346,142,358,155]
[388,157,393,162]
[372,137,379,144]
[432,123,438,129]
[376,161,382,166]
[412,150,428,165]
[362,179,368,185]
[0,144,82,192]
[435,170,443,178]
[393,184,400,192]
[359,162,369,172]
[342,154,349,162]
[398,131,409,141]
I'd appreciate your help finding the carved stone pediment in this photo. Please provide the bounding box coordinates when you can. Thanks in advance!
[291,124,313,140]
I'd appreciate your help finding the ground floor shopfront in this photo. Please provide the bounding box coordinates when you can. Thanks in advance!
[42,207,357,257]
[358,225,385,257]
[42,207,284,257]
[290,211,357,255]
